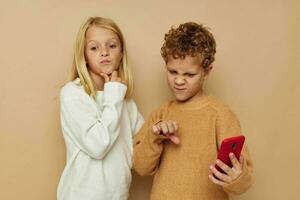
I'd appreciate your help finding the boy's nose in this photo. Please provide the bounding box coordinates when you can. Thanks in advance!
[174,77,185,85]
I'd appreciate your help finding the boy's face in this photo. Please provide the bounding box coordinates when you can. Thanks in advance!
[166,55,211,102]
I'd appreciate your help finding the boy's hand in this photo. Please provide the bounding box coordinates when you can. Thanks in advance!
[208,153,244,186]
[152,121,180,145]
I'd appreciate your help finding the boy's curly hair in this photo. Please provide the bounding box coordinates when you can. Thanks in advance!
[161,22,216,71]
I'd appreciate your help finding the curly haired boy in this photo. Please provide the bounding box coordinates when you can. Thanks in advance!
[133,22,253,200]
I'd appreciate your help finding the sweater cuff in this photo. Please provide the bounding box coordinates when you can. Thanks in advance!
[223,159,253,195]
[103,82,127,104]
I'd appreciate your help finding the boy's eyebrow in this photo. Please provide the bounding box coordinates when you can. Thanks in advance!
[167,69,196,75]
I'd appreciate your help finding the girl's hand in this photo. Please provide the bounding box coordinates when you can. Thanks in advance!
[152,121,180,145]
[100,71,124,84]
[208,153,244,186]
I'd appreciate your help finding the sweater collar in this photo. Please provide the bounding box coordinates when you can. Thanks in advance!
[172,93,210,110]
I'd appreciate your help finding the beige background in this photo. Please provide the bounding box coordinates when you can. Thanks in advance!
[1,0,299,199]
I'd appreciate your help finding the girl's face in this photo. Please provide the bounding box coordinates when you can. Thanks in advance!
[84,26,123,78]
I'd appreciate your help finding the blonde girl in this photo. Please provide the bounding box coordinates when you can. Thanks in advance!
[57,17,144,200]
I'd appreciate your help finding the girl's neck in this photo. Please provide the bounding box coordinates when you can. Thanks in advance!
[89,71,105,91]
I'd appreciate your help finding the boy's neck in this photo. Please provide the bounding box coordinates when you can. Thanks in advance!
[174,91,209,109]
[188,90,206,102]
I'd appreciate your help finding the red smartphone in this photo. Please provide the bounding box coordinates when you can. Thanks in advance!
[215,135,245,173]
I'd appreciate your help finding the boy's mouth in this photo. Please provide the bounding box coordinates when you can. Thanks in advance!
[174,87,186,91]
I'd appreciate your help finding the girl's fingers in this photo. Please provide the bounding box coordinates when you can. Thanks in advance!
[121,80,126,85]
[110,71,118,81]
[108,71,123,83]
[100,73,110,82]
[101,70,123,83]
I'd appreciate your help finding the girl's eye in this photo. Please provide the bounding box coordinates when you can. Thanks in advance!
[90,46,97,51]
[109,44,117,48]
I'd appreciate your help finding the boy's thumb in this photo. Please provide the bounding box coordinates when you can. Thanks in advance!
[168,135,180,145]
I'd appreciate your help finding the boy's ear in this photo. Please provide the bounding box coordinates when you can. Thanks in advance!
[204,65,213,79]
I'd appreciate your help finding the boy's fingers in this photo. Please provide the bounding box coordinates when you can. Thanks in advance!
[152,125,159,134]
[154,121,180,144]
[167,121,175,133]
[172,121,179,132]
[229,153,241,170]
[215,159,234,177]
[159,123,169,134]
[210,164,232,184]
[208,174,225,186]
[239,155,244,169]
[168,134,180,144]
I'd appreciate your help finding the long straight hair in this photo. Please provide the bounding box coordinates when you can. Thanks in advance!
[70,16,134,100]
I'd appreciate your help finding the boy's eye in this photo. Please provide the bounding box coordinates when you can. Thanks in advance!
[168,70,177,74]
[186,73,195,77]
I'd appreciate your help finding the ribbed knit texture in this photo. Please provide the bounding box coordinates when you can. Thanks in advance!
[133,95,253,200]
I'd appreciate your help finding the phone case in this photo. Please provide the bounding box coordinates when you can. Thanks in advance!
[216,135,245,172]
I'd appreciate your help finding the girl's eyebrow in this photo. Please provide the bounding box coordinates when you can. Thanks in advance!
[86,40,98,45]
[107,37,119,41]
[86,38,119,45]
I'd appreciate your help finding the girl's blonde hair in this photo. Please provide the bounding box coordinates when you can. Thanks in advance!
[70,16,134,100]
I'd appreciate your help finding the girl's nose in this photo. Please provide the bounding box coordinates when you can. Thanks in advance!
[175,77,185,85]
[100,47,109,56]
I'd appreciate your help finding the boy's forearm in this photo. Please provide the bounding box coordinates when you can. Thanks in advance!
[133,126,166,176]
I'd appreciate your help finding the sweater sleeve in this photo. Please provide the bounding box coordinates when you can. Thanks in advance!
[60,82,127,160]
[133,105,168,176]
[215,106,254,195]
[126,100,144,136]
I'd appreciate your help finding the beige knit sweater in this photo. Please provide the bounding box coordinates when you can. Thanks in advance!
[133,95,253,200]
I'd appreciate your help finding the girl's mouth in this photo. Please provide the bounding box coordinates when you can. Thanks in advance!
[100,59,111,64]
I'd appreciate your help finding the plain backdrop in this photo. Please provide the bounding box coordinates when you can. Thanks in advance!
[0,0,299,199]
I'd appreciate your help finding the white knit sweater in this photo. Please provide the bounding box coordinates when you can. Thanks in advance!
[57,78,144,200]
